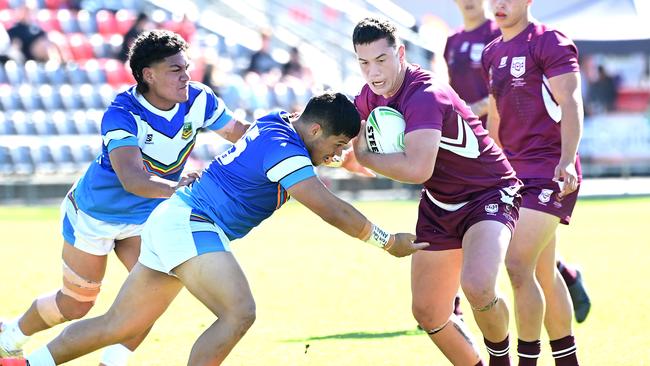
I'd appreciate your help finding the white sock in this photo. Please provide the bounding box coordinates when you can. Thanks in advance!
[27,346,56,366]
[0,318,30,351]
[99,344,132,366]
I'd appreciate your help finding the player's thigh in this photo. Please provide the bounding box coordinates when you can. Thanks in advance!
[535,234,558,287]
[173,252,255,318]
[461,220,510,287]
[114,235,142,271]
[507,207,560,266]
[105,263,183,334]
[411,249,462,319]
[62,242,108,282]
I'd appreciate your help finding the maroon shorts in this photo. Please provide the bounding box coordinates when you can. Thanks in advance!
[416,186,521,251]
[519,178,579,225]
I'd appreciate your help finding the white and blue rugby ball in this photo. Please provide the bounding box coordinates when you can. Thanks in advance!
[365,106,406,154]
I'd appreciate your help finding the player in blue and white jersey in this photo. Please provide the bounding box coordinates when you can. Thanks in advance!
[0,30,249,366]
[21,92,427,366]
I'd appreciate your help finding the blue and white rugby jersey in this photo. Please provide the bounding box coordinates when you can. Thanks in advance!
[73,81,234,224]
[176,111,316,240]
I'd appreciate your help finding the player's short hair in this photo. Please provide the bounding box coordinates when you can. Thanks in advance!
[128,30,189,94]
[301,91,360,138]
[352,17,399,51]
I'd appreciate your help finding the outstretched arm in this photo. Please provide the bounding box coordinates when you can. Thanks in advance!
[287,176,428,257]
[213,118,251,143]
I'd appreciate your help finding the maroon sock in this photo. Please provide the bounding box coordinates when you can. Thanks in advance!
[517,339,540,366]
[556,260,578,286]
[485,335,511,366]
[550,335,579,366]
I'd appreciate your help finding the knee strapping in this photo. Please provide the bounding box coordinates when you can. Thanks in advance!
[36,291,67,327]
[425,314,478,351]
[471,296,499,312]
[61,262,102,303]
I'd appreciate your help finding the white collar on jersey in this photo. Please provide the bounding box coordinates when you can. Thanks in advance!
[133,88,180,122]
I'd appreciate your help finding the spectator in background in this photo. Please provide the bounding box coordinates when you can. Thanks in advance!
[7,5,62,63]
[588,65,618,113]
[281,46,313,86]
[119,13,155,62]
[247,30,279,75]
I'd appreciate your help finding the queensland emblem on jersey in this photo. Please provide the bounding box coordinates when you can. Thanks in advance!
[182,121,193,139]
[510,56,526,78]
[365,106,406,154]
[538,189,553,204]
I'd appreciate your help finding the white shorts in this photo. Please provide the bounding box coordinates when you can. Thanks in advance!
[61,191,143,256]
[139,194,231,275]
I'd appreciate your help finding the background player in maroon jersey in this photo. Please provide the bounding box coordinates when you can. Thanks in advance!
[447,0,591,325]
[483,0,583,364]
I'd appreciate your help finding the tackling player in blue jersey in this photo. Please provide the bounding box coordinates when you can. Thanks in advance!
[18,91,426,366]
[0,30,250,366]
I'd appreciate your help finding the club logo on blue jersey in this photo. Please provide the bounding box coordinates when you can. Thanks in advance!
[145,134,153,144]
[182,121,193,139]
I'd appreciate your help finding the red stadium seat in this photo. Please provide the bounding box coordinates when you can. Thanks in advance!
[0,0,8,10]
[104,59,132,87]
[36,9,61,32]
[0,9,15,29]
[96,9,118,35]
[44,0,70,10]
[115,9,135,35]
[68,33,94,61]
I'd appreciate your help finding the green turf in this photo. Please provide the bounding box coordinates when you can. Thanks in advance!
[1,197,648,365]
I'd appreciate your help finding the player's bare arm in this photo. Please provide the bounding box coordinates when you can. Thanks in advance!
[287,176,428,257]
[469,97,489,118]
[549,72,583,196]
[109,146,193,198]
[214,118,251,143]
[486,95,502,147]
[353,125,440,184]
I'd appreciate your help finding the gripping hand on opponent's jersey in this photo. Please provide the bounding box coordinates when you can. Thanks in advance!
[175,170,202,190]
[385,233,429,258]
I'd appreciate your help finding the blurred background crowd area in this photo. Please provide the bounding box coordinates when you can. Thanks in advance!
[0,0,649,203]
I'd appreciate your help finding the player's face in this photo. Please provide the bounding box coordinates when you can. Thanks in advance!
[309,131,350,166]
[455,0,486,20]
[142,51,191,110]
[355,38,406,98]
[490,0,531,29]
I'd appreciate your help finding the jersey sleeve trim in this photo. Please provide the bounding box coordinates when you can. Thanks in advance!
[266,155,313,182]
[107,136,138,152]
[205,97,235,131]
[279,165,316,190]
[103,129,136,147]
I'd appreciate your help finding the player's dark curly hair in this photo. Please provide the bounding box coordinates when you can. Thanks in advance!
[352,17,399,51]
[301,91,360,138]
[128,30,189,94]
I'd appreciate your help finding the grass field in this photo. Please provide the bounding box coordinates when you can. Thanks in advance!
[1,197,649,365]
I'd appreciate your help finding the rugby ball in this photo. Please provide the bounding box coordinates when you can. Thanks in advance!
[365,106,406,154]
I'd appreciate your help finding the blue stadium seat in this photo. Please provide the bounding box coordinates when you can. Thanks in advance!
[24,60,48,85]
[39,85,64,110]
[44,61,67,85]
[77,9,97,34]
[57,9,80,33]
[33,144,57,174]
[11,145,35,175]
[0,85,21,111]
[66,63,89,85]
[85,59,108,84]
[18,85,43,111]
[72,110,99,135]
[74,144,97,170]
[52,110,78,135]
[0,114,17,135]
[59,84,84,110]
[32,111,58,135]
[98,84,114,107]
[0,146,14,175]
[53,144,78,174]
[11,111,37,135]
[89,34,111,59]
[79,84,103,109]
[4,60,26,85]
[0,62,7,83]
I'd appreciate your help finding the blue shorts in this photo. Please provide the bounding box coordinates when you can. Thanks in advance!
[139,194,231,275]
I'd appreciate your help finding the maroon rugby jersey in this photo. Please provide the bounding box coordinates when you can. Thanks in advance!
[444,19,501,125]
[482,22,581,179]
[355,64,517,204]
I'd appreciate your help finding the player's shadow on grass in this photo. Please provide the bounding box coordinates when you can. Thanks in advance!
[283,328,422,342]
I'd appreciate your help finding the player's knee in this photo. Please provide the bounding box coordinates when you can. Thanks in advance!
[232,300,257,332]
[505,255,533,287]
[58,294,95,320]
[56,262,102,319]
[461,276,496,308]
[411,300,451,330]
[100,312,144,343]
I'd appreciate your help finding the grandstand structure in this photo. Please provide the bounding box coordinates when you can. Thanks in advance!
[0,0,429,203]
